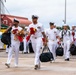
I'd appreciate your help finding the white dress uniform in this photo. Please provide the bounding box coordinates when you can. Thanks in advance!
[46,28,58,61]
[6,45,9,53]
[74,32,76,46]
[23,35,29,53]
[28,22,44,66]
[23,38,26,53]
[53,28,59,48]
[23,31,29,53]
[70,30,76,46]
[6,26,22,66]
[53,28,59,35]
[59,30,72,60]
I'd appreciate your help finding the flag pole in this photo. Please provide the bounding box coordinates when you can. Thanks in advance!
[64,0,67,24]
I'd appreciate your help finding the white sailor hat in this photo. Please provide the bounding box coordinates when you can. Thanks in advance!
[49,22,54,25]
[63,24,67,26]
[32,15,38,19]
[13,18,19,23]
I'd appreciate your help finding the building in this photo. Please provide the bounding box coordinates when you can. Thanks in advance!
[0,14,32,49]
[1,14,32,28]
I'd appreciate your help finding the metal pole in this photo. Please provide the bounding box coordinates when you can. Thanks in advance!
[0,0,1,30]
[64,0,67,24]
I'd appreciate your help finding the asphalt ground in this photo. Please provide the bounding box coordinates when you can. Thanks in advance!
[0,50,76,75]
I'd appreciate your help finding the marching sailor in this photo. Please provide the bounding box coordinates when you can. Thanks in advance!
[59,24,72,61]
[5,18,24,68]
[23,27,29,54]
[46,22,59,62]
[27,15,47,70]
[71,25,76,46]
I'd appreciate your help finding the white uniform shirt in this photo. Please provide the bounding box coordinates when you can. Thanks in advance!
[46,28,58,41]
[74,31,76,38]
[53,28,59,37]
[11,26,22,42]
[59,30,72,42]
[27,22,44,38]
[70,30,76,41]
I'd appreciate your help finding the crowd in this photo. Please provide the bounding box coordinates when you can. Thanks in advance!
[2,15,76,70]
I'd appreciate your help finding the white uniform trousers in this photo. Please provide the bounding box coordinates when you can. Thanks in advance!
[6,45,9,53]
[47,40,57,60]
[6,41,20,66]
[63,40,71,59]
[23,39,27,52]
[31,37,42,65]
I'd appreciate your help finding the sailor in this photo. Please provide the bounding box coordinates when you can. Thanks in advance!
[27,15,47,70]
[59,24,72,61]
[46,22,59,62]
[23,27,28,54]
[5,18,24,68]
[71,25,76,46]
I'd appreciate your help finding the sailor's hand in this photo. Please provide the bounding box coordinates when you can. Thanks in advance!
[43,42,47,46]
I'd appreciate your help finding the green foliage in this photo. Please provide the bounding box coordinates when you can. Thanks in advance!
[56,25,70,30]
[1,24,8,29]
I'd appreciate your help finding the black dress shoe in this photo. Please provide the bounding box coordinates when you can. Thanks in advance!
[34,65,40,70]
[24,52,28,54]
[65,58,70,61]
[6,52,8,54]
[34,65,39,70]
[5,63,10,68]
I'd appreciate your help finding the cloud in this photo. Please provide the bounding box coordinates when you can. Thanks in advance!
[4,0,76,28]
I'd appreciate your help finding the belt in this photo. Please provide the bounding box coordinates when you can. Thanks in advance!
[49,39,56,41]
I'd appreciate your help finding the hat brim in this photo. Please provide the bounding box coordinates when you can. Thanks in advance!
[32,17,38,19]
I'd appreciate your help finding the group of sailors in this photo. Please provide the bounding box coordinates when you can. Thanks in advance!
[4,15,76,70]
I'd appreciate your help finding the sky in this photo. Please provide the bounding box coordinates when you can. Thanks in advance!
[3,0,76,28]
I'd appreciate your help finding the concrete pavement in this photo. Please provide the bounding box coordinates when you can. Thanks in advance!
[0,51,76,75]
